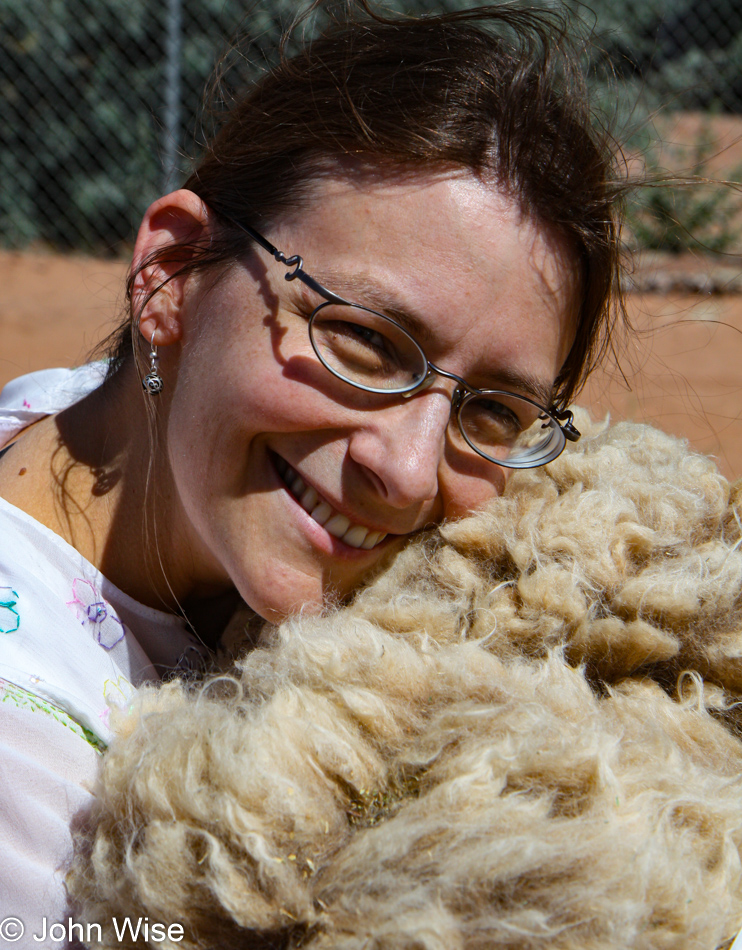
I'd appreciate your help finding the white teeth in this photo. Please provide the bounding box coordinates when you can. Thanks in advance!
[300,486,318,510]
[277,457,387,549]
[310,501,333,526]
[361,531,382,550]
[325,514,351,538]
[342,525,370,548]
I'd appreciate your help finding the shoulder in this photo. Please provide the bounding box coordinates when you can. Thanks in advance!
[0,363,108,449]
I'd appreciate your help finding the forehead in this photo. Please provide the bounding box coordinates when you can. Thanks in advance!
[270,168,579,395]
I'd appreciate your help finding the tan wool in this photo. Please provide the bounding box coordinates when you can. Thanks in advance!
[69,413,742,949]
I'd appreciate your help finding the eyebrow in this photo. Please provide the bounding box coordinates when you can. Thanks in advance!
[481,368,555,407]
[313,271,435,345]
[311,271,556,407]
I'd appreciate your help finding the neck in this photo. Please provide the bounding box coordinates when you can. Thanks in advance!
[0,362,234,637]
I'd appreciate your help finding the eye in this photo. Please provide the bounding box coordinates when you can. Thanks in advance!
[459,392,542,452]
[475,398,524,433]
[343,321,390,352]
[317,315,400,368]
[310,304,427,390]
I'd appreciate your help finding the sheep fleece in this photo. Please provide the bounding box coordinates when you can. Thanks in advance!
[69,415,742,949]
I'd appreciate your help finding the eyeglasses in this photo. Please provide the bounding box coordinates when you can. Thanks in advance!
[229,218,580,470]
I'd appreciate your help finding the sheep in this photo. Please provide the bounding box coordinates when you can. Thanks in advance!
[69,412,742,950]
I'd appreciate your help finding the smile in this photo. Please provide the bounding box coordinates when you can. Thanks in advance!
[274,456,388,550]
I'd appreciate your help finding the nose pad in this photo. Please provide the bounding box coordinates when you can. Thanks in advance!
[401,367,437,399]
[348,390,451,508]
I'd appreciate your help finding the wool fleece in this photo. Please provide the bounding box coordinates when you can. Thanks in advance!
[69,413,742,950]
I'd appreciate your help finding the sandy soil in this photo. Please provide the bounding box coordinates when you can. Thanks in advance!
[581,286,742,480]
[0,249,128,384]
[1,246,740,480]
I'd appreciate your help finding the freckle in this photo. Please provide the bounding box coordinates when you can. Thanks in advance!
[18,468,27,476]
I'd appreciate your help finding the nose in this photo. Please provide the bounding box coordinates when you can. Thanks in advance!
[347,389,451,509]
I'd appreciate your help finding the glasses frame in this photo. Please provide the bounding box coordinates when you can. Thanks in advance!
[228,218,581,469]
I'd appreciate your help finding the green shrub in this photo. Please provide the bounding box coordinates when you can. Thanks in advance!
[626,133,742,254]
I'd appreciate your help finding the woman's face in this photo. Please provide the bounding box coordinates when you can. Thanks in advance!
[148,171,578,620]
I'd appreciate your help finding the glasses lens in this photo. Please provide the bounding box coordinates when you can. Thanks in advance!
[310,303,428,392]
[457,391,565,468]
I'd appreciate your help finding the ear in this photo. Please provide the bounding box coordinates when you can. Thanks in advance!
[131,189,211,348]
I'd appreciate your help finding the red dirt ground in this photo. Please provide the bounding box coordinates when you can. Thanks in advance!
[581,286,742,480]
[1,247,740,480]
[0,249,128,385]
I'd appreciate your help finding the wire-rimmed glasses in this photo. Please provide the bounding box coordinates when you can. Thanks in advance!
[229,218,580,470]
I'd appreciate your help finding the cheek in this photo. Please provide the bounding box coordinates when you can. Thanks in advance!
[167,338,312,462]
[438,455,507,523]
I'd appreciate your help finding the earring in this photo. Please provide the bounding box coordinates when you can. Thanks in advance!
[142,331,164,395]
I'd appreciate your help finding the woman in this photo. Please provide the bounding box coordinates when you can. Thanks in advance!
[0,0,621,931]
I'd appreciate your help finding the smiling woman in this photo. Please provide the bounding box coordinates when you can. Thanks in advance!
[0,0,624,931]
[134,175,580,621]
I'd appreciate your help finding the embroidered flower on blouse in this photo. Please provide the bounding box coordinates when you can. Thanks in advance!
[0,588,20,634]
[99,675,136,729]
[66,578,126,649]
[103,675,135,707]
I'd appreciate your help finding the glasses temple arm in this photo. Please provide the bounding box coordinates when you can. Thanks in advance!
[226,219,278,257]
[223,216,350,306]
[553,409,581,442]
[291,271,349,306]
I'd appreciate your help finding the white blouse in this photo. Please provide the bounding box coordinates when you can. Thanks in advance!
[0,366,209,940]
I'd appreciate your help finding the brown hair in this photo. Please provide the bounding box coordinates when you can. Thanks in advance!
[116,1,626,408]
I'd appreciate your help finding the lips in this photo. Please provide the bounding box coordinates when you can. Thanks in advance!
[274,456,388,550]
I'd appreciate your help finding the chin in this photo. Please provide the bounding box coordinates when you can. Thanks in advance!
[228,535,391,624]
[236,569,334,624]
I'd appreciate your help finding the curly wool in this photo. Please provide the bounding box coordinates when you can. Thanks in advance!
[69,414,742,949]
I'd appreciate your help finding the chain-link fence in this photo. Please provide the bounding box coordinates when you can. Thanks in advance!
[1,0,281,252]
[2,0,742,254]
[585,0,742,111]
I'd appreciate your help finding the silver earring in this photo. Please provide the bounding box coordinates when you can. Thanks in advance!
[142,332,164,395]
